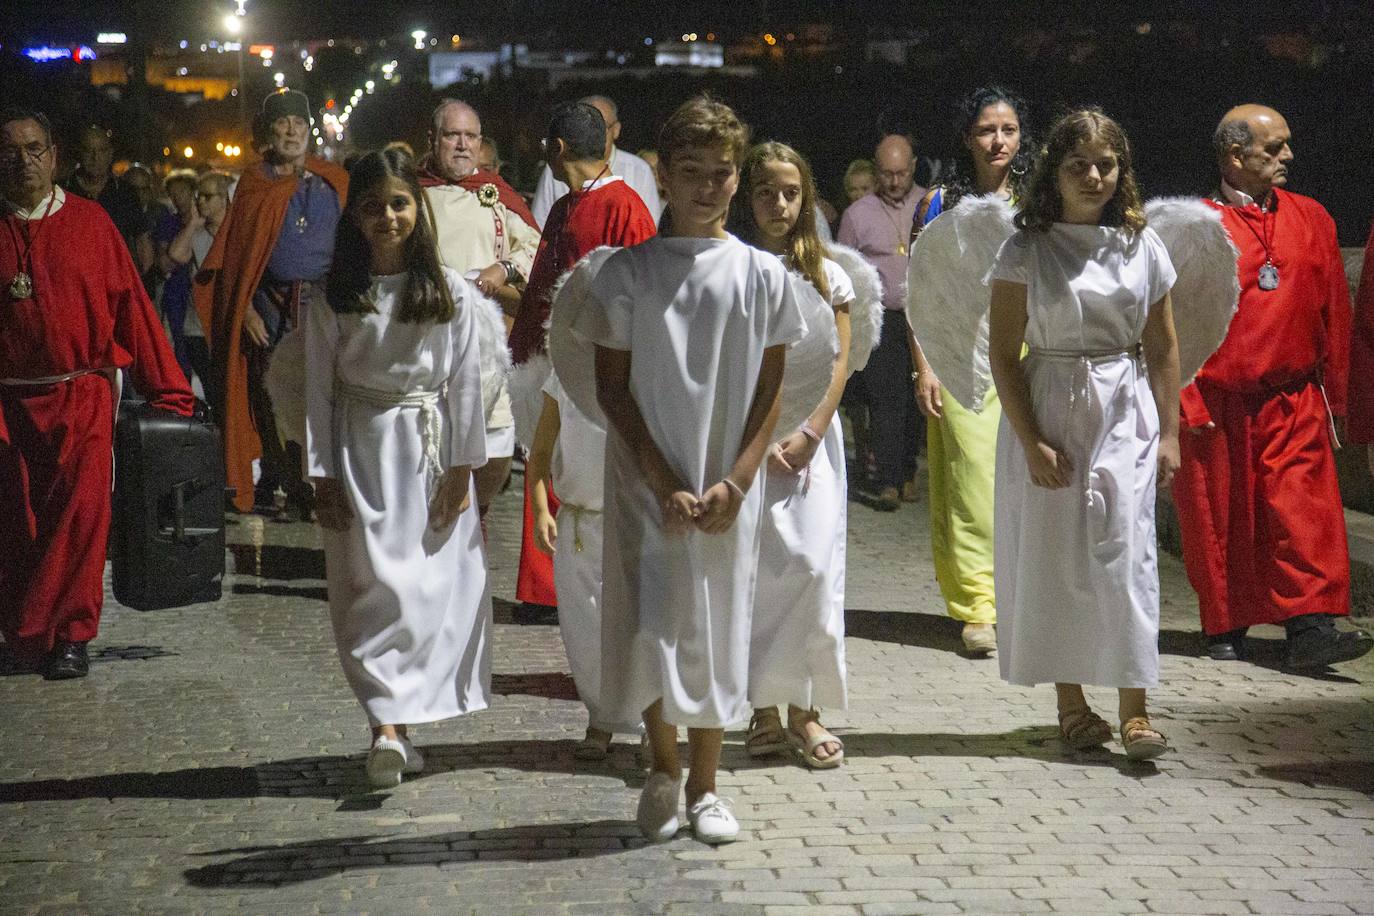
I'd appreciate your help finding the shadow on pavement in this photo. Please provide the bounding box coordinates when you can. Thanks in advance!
[492,671,579,701]
[1257,760,1374,795]
[0,740,647,805]
[183,819,645,887]
[227,543,326,581]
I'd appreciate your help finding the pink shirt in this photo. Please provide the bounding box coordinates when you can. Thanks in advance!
[837,187,924,310]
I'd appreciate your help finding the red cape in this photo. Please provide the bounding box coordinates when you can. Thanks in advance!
[193,157,349,512]
[417,164,539,231]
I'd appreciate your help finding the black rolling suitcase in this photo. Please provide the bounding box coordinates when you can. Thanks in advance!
[111,399,226,610]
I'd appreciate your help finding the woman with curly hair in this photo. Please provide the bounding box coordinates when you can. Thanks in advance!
[908,86,1032,656]
[987,109,1180,760]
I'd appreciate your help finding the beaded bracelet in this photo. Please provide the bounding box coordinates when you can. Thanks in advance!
[799,422,822,443]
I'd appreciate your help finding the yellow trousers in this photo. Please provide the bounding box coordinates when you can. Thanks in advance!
[927,385,999,624]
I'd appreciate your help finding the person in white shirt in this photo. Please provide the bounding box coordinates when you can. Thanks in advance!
[530,95,662,226]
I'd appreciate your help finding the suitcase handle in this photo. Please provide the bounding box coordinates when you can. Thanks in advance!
[160,479,219,542]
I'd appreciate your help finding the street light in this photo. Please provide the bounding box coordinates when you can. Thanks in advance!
[411,29,427,50]
[222,14,241,34]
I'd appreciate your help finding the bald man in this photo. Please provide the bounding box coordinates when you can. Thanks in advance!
[64,125,153,274]
[530,95,661,226]
[838,134,927,509]
[1172,105,1371,670]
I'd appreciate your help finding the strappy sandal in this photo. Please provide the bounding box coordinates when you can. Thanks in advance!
[1057,706,1113,751]
[1121,716,1169,760]
[574,727,612,761]
[787,710,845,769]
[746,708,787,758]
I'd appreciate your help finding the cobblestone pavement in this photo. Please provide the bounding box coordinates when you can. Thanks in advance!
[2,468,1372,916]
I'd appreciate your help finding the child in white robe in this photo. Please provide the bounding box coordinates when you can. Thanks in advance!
[987,110,1179,760]
[737,142,854,770]
[564,98,806,844]
[528,369,642,759]
[305,149,491,788]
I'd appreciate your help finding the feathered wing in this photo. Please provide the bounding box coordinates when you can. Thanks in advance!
[905,193,1015,412]
[546,246,620,430]
[1143,196,1241,383]
[508,352,551,449]
[776,271,841,433]
[473,286,512,422]
[826,242,884,374]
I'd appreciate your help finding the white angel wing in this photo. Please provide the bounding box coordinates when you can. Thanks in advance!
[826,242,884,374]
[508,352,551,449]
[473,286,512,422]
[905,193,1015,412]
[546,246,621,430]
[776,271,841,433]
[1143,196,1241,383]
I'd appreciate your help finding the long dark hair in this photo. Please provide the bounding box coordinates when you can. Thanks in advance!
[1014,108,1146,234]
[326,147,454,324]
[944,86,1032,209]
[737,141,830,301]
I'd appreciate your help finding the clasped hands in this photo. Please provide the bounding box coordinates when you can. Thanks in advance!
[660,480,745,534]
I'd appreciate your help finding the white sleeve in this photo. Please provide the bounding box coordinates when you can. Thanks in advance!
[531,166,558,229]
[302,297,339,478]
[504,208,542,281]
[823,258,855,308]
[446,277,490,469]
[626,155,662,220]
[986,232,1031,285]
[1143,227,1178,305]
[764,258,809,349]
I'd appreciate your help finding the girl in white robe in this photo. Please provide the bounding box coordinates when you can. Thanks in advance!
[737,142,854,770]
[987,111,1179,761]
[305,149,491,788]
[560,98,805,845]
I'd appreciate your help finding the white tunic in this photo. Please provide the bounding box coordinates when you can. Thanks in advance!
[303,268,492,726]
[750,259,854,710]
[571,235,806,728]
[989,225,1176,688]
[542,373,637,733]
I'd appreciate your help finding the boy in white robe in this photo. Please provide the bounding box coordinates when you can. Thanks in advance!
[559,99,805,844]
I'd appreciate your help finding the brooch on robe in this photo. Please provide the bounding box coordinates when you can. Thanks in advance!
[477,183,499,207]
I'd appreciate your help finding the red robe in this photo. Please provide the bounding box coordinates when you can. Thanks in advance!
[511,178,658,606]
[1172,189,1351,634]
[0,194,194,657]
[1346,220,1374,443]
[192,158,348,512]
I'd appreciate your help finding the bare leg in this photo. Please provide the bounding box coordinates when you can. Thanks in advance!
[787,704,841,762]
[1055,682,1088,715]
[683,728,723,807]
[1118,688,1148,723]
[643,700,682,779]
[371,724,404,741]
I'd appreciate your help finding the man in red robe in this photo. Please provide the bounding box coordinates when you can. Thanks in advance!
[508,101,658,622]
[1347,219,1374,469]
[0,108,194,679]
[1173,104,1372,670]
[193,89,348,518]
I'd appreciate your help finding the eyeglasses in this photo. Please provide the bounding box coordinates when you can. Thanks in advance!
[0,143,52,164]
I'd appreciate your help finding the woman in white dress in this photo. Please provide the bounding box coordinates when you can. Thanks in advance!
[987,110,1180,760]
[305,149,491,787]
[736,141,852,769]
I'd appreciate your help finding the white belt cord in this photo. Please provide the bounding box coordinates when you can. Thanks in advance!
[0,366,113,387]
[336,380,447,498]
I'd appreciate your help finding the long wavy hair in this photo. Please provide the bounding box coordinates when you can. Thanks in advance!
[944,86,1033,209]
[326,147,455,324]
[737,141,830,301]
[1014,108,1146,234]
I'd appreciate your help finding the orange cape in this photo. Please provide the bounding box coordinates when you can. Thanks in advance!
[193,157,349,512]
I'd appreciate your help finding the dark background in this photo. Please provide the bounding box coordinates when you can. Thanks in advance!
[3,1,1371,242]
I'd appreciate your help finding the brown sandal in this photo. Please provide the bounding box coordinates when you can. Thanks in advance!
[1058,706,1112,750]
[746,709,787,758]
[1121,716,1168,760]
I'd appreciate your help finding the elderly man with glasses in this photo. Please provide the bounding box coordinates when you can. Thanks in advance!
[0,107,194,680]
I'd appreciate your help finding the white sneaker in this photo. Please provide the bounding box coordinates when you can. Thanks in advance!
[636,771,682,842]
[366,736,406,788]
[400,736,425,774]
[687,793,739,844]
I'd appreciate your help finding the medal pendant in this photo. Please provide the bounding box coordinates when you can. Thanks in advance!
[295,215,308,233]
[9,271,33,300]
[897,243,907,256]
[1258,261,1280,291]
